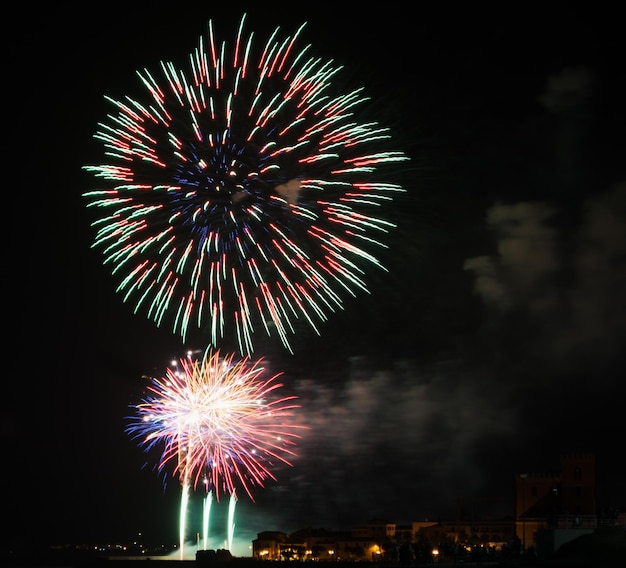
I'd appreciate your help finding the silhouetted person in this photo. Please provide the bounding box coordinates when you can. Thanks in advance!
[399,542,414,566]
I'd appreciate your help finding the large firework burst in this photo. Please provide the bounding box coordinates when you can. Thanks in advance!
[126,349,303,501]
[83,13,408,354]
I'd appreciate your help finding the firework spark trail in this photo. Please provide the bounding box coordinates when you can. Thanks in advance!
[203,489,212,551]
[83,13,408,355]
[125,349,304,502]
[179,482,190,560]
[227,492,237,552]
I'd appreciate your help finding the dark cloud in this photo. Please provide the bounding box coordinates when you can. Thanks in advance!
[464,181,626,377]
[538,66,594,113]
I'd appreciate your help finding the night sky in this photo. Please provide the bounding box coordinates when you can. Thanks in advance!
[7,3,625,557]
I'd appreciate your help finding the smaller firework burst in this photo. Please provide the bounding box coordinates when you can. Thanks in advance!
[126,349,304,501]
